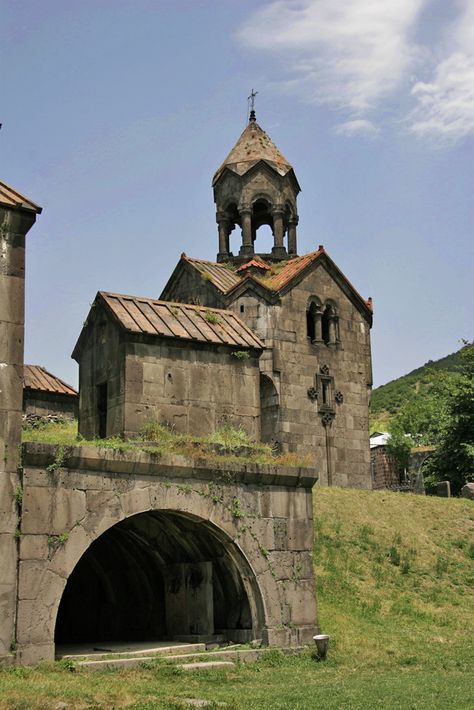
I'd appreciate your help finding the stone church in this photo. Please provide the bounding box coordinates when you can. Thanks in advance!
[75,110,373,489]
[0,110,372,666]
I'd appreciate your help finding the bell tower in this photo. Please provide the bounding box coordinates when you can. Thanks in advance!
[213,109,301,263]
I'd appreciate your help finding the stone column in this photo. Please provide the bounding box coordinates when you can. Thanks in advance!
[328,315,338,347]
[0,200,40,660]
[216,212,231,262]
[314,308,323,343]
[271,207,287,258]
[287,217,298,256]
[239,206,254,258]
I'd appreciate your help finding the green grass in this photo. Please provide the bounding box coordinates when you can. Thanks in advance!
[3,483,473,709]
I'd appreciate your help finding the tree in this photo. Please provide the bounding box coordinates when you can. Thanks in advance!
[424,344,474,494]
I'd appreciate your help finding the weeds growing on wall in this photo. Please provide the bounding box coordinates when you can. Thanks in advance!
[22,419,312,468]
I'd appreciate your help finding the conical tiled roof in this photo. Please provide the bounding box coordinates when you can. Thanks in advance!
[213,119,294,185]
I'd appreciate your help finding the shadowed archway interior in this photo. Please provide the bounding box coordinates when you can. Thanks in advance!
[55,511,256,644]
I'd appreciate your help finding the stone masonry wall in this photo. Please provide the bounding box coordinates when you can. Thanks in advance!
[122,340,261,439]
[23,392,78,420]
[16,443,318,665]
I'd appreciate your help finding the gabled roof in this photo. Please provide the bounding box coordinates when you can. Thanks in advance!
[73,292,263,359]
[24,365,77,396]
[162,248,373,321]
[180,254,242,293]
[0,181,42,213]
[213,120,295,186]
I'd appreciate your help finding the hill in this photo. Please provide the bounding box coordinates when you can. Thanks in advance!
[1,487,473,709]
[371,346,466,419]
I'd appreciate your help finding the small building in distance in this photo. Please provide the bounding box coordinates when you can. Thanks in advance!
[370,431,399,489]
[23,365,78,422]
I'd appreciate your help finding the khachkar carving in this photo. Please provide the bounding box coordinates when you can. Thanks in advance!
[307,365,344,424]
[307,386,318,401]
[321,411,335,427]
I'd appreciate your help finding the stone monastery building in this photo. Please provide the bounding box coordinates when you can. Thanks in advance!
[75,110,373,489]
[0,110,372,666]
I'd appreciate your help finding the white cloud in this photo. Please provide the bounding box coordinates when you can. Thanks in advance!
[408,1,474,142]
[237,0,426,113]
[334,119,380,137]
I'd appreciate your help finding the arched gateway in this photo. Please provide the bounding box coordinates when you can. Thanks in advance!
[16,444,318,665]
[55,510,263,646]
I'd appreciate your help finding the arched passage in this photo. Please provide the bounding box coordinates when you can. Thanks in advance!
[55,510,262,647]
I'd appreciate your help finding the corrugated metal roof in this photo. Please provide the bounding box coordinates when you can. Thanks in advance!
[24,365,77,396]
[183,255,242,293]
[0,181,42,213]
[213,120,294,186]
[99,292,264,350]
[370,432,391,448]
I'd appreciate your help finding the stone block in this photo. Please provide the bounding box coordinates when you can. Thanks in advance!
[287,519,313,551]
[19,534,49,561]
[16,643,54,665]
[0,274,24,325]
[21,486,52,534]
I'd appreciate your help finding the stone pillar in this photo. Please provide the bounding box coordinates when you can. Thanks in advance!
[328,315,339,348]
[216,212,231,262]
[314,308,323,343]
[239,207,254,258]
[0,198,40,660]
[163,561,214,638]
[287,217,298,256]
[271,207,287,258]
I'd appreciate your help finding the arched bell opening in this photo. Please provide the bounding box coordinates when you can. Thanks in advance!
[54,510,263,650]
[251,199,274,254]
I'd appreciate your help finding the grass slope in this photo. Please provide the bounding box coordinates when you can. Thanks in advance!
[371,346,466,417]
[1,489,473,709]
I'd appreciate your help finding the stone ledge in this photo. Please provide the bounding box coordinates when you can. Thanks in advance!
[22,443,318,489]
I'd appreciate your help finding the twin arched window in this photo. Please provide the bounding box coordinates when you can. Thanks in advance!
[306,298,339,346]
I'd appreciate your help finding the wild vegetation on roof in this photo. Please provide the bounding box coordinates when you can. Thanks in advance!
[21,419,312,469]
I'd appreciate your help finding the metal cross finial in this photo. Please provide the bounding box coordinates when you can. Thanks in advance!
[247,89,258,122]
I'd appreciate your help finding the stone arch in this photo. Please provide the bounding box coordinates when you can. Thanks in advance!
[54,510,262,645]
[17,482,271,662]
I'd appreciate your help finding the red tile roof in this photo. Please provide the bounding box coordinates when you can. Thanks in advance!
[236,259,272,273]
[178,248,372,318]
[24,365,77,396]
[97,292,264,350]
[0,181,42,213]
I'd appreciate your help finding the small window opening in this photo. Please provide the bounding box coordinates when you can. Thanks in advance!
[240,304,245,313]
[97,382,108,439]
[322,381,329,406]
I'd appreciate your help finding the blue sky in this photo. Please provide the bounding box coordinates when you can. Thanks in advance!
[1,0,473,388]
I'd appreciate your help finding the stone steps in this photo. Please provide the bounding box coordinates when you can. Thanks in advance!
[57,641,206,662]
[71,644,304,671]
